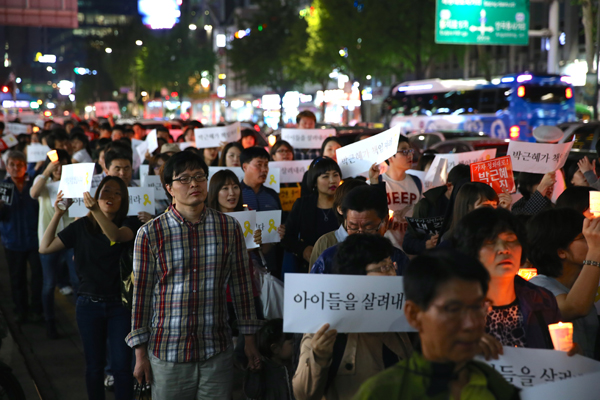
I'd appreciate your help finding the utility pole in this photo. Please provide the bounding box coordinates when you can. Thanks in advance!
[528,0,559,74]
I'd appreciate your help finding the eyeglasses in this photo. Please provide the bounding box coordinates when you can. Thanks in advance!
[172,174,207,184]
[345,219,384,234]
[276,149,292,154]
[396,149,414,157]
[430,299,492,321]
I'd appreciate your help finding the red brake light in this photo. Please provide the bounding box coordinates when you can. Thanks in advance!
[517,86,525,97]
[565,87,573,99]
[1,86,8,93]
[510,125,520,139]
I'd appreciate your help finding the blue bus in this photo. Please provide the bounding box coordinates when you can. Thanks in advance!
[383,73,576,142]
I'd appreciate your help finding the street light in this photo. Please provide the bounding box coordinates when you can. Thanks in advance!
[366,75,372,80]
[46,66,53,72]
[189,24,197,31]
[136,40,143,46]
[105,48,113,54]
[204,25,213,31]
[141,91,148,97]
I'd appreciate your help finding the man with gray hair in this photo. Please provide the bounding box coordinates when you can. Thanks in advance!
[0,150,43,324]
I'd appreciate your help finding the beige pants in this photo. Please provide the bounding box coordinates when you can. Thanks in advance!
[149,347,234,400]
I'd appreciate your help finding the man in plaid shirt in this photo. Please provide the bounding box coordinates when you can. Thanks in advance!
[126,151,262,399]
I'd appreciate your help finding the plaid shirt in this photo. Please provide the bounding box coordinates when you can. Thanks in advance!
[125,205,261,362]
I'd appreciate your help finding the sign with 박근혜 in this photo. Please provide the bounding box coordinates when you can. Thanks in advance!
[194,122,241,148]
[269,160,312,183]
[507,141,573,173]
[0,182,14,205]
[141,175,167,201]
[263,168,280,193]
[256,210,282,244]
[476,346,600,389]
[470,156,516,194]
[520,369,600,400]
[69,188,97,218]
[208,167,245,186]
[225,210,259,249]
[5,122,29,135]
[280,128,336,149]
[335,125,402,178]
[27,143,52,162]
[127,187,155,216]
[283,274,416,333]
[57,163,95,198]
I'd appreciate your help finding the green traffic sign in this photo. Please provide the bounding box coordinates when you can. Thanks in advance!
[435,0,530,46]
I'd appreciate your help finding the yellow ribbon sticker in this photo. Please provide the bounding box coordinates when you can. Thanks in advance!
[595,287,600,303]
[143,194,151,206]
[269,175,276,185]
[268,219,276,233]
[243,221,254,237]
[110,241,116,246]
[85,172,89,185]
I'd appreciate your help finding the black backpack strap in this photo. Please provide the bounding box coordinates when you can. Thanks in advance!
[410,174,423,197]
[382,343,400,369]
[324,333,348,394]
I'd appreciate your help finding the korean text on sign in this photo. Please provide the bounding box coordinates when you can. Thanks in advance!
[470,155,516,194]
[405,216,444,236]
[283,273,415,333]
[57,163,95,198]
[127,187,155,216]
[269,160,312,183]
[194,122,241,148]
[335,125,402,178]
[507,141,573,173]
[0,182,14,205]
[281,128,336,149]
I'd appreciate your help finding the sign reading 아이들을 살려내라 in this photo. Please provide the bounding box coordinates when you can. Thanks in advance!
[435,0,530,46]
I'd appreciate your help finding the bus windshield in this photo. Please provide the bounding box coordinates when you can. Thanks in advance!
[521,85,568,104]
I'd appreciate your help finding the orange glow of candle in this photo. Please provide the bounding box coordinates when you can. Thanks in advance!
[47,150,58,163]
[548,322,573,352]
[517,268,538,281]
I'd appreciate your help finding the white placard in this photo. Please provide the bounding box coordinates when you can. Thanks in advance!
[256,210,282,244]
[477,346,600,389]
[179,142,194,150]
[269,160,312,183]
[263,167,280,193]
[135,140,149,162]
[283,274,415,333]
[131,138,144,149]
[57,163,95,198]
[2,134,18,148]
[406,169,426,183]
[281,128,336,149]
[194,122,241,148]
[5,122,29,135]
[335,125,401,178]
[68,188,96,218]
[145,129,159,154]
[139,165,150,182]
[423,157,448,189]
[141,175,167,201]
[521,370,600,400]
[127,187,155,216]
[46,181,60,202]
[26,144,51,163]
[91,174,104,188]
[507,141,573,173]
[208,166,245,186]
[225,210,259,249]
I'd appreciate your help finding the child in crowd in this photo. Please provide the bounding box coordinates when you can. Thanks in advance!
[244,318,295,400]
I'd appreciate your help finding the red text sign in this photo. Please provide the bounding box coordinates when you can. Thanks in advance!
[470,156,516,194]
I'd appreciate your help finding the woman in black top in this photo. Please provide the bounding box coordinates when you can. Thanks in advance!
[40,176,139,400]
[281,157,342,274]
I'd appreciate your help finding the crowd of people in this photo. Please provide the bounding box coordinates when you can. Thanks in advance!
[0,112,599,400]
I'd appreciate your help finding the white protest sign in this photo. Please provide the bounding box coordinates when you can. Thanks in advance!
[225,210,259,249]
[335,125,402,178]
[5,122,29,135]
[207,167,245,186]
[139,165,150,182]
[194,122,241,148]
[46,181,60,202]
[141,175,167,201]
[423,157,448,189]
[127,187,155,216]
[179,142,194,150]
[283,274,415,333]
[68,188,96,218]
[145,129,159,154]
[91,174,104,188]
[507,141,573,173]
[131,138,144,149]
[135,140,149,162]
[26,143,51,163]
[256,210,282,244]
[281,128,336,149]
[263,167,280,193]
[476,346,600,388]
[2,134,18,148]
[131,139,144,172]
[269,160,312,183]
[521,370,600,400]
[57,163,95,198]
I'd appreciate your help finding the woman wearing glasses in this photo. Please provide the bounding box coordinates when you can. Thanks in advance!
[453,207,561,349]
[281,157,342,275]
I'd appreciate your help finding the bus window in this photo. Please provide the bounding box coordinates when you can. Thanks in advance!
[569,125,597,151]
[521,85,569,104]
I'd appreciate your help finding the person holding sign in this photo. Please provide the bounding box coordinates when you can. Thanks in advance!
[293,234,413,400]
[0,150,43,324]
[528,208,600,359]
[30,149,78,338]
[354,249,519,400]
[453,207,561,349]
[382,135,422,250]
[126,152,261,399]
[39,176,140,400]
[512,172,555,216]
[282,157,342,273]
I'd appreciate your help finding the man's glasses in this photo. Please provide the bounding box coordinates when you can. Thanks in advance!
[172,174,207,184]
[345,219,384,234]
[396,149,415,157]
